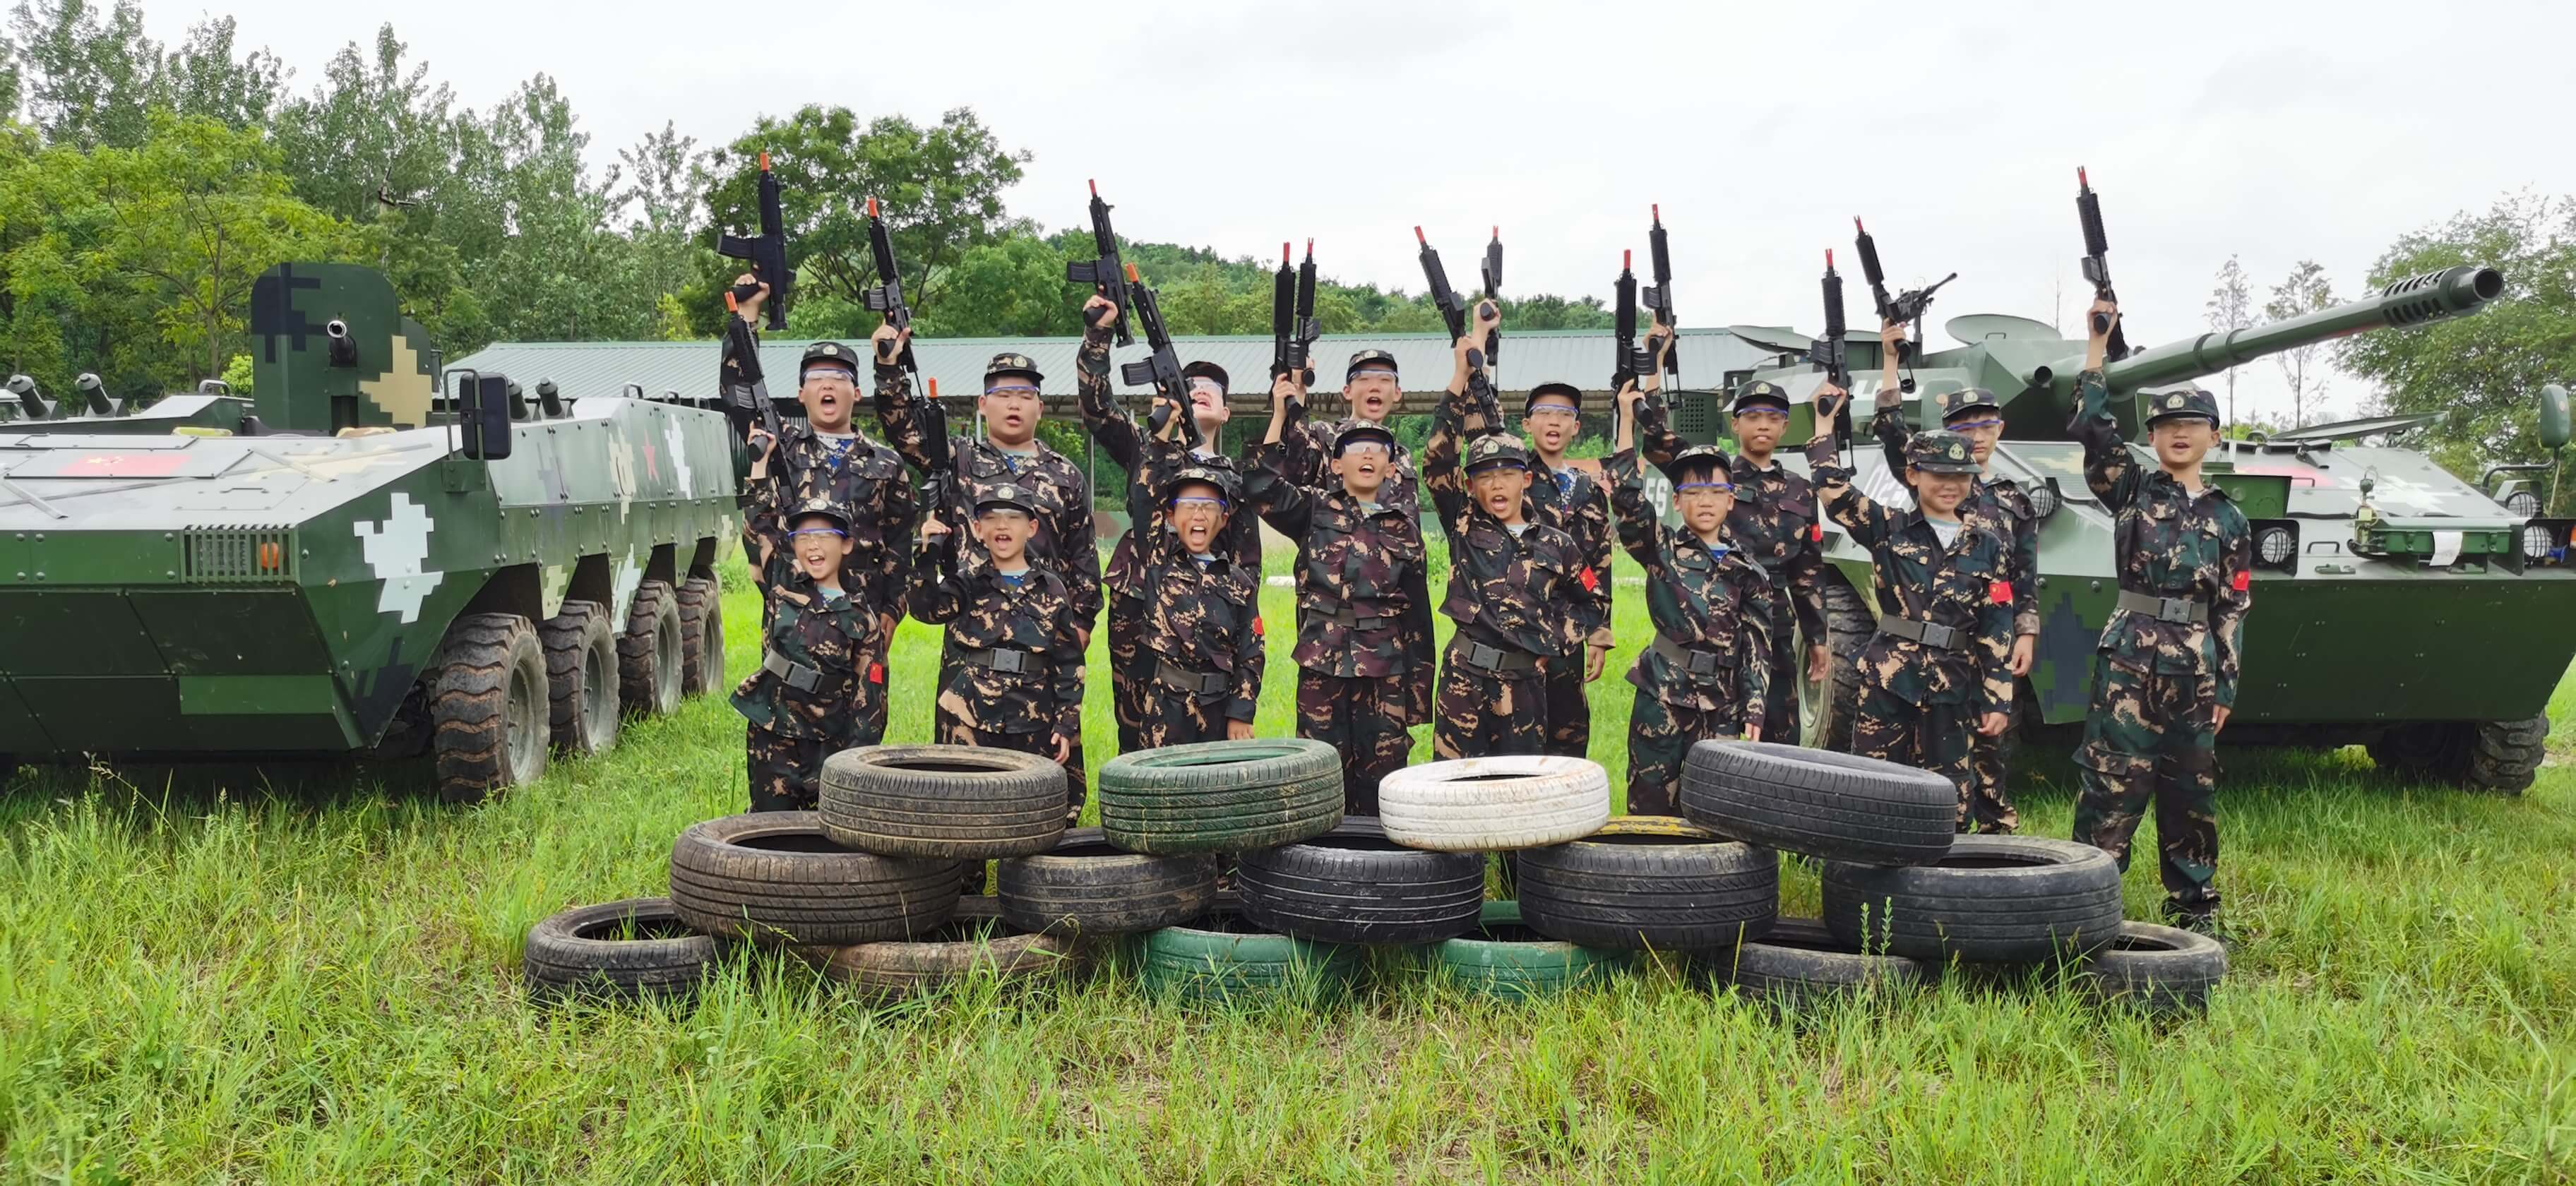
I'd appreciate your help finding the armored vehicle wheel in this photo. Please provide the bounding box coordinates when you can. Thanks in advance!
[2368,715,2548,795]
[620,580,684,718]
[1798,570,1871,753]
[430,612,549,804]
[676,575,724,697]
[541,600,619,756]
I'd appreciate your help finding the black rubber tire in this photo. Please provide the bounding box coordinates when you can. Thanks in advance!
[523,897,715,1002]
[818,744,1069,859]
[1680,740,1956,866]
[2080,921,2227,1014]
[429,612,549,805]
[668,811,965,945]
[1798,570,1871,753]
[1097,739,1344,854]
[996,827,1219,936]
[801,897,1073,1000]
[1515,816,1779,952]
[1710,916,1933,1005]
[1236,817,1485,945]
[539,599,619,757]
[619,580,684,718]
[1430,900,1633,999]
[1139,904,1361,1003]
[676,574,723,698]
[1823,835,2124,962]
[2463,714,2547,796]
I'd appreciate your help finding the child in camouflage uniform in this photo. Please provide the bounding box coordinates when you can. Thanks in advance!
[1609,383,1772,815]
[733,499,883,812]
[908,483,1086,818]
[1517,380,1616,758]
[1121,465,1264,747]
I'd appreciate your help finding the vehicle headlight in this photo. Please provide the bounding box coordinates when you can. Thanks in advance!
[2257,527,2295,567]
[2524,523,2555,560]
[2025,480,2059,520]
[2506,490,2541,517]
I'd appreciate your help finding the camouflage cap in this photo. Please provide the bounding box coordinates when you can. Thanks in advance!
[799,341,859,378]
[1524,381,1583,415]
[983,353,1044,386]
[1345,349,1400,380]
[1660,443,1736,486]
[1907,429,1981,474]
[1331,421,1398,457]
[785,496,852,531]
[972,482,1039,517]
[1731,380,1791,414]
[1181,360,1230,391]
[1463,433,1534,474]
[1161,465,1239,506]
[1933,386,2002,421]
[2145,386,2222,428]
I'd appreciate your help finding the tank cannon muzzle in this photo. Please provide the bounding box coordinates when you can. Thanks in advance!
[2103,264,2505,395]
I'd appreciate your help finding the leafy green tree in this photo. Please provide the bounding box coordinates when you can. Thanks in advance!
[10,0,158,149]
[2207,253,2252,425]
[2263,260,2335,428]
[159,15,288,131]
[918,234,1083,338]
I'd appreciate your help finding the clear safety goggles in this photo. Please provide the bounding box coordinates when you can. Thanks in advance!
[984,383,1040,398]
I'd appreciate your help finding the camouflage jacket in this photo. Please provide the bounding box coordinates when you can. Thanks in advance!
[1807,434,2015,715]
[1245,442,1436,709]
[1276,415,1420,522]
[1075,328,1262,593]
[1126,514,1265,722]
[1609,448,1772,719]
[719,316,763,412]
[1527,457,1616,651]
[1424,381,1588,666]
[2075,371,2254,707]
[1634,395,1825,642]
[875,364,1102,632]
[1875,406,2041,637]
[745,421,914,623]
[905,551,1086,740]
[731,574,876,743]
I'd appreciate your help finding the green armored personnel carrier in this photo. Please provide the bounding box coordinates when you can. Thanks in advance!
[1703,263,2575,793]
[0,263,739,801]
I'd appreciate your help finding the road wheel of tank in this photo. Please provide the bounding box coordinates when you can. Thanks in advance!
[619,580,684,718]
[540,600,619,757]
[1798,569,1871,753]
[2365,721,2459,776]
[676,575,724,698]
[429,612,549,804]
[2462,714,2548,796]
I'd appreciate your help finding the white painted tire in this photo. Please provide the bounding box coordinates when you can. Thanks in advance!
[1376,757,1613,852]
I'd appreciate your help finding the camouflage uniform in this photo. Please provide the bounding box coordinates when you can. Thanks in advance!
[1639,386,1824,742]
[1119,467,1265,747]
[2072,379,2253,922]
[1275,350,1420,522]
[876,354,1101,801]
[1521,383,1616,759]
[1873,387,2039,832]
[1245,426,1436,814]
[1609,446,1771,816]
[1807,428,2015,815]
[1075,332,1261,751]
[1424,375,1588,761]
[905,485,1087,819]
[732,502,884,812]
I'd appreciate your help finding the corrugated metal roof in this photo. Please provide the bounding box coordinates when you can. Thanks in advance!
[446,327,1791,417]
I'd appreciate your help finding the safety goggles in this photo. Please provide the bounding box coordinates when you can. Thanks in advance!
[984,383,1041,398]
[1187,377,1224,395]
[1346,370,1399,385]
[1944,417,2003,432]
[789,527,848,539]
[1524,405,1578,420]
[1337,441,1391,457]
[801,367,856,385]
[1675,481,1736,496]
[1169,495,1229,511]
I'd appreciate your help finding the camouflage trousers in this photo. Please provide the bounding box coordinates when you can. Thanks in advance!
[1433,642,1550,762]
[1540,661,1591,759]
[1850,685,1974,817]
[1626,690,1739,817]
[1296,669,1414,816]
[1107,599,1146,753]
[1965,715,2021,834]
[2073,659,2219,916]
[1138,686,1240,749]
[933,666,1085,826]
[1757,592,1802,743]
[745,725,826,813]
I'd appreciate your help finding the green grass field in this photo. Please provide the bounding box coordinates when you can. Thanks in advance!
[2,549,2572,1182]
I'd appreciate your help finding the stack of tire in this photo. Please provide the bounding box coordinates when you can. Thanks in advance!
[1680,741,2225,1012]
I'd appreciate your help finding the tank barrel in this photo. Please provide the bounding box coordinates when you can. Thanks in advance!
[2103,265,2503,393]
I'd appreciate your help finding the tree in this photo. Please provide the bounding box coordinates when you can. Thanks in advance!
[2206,254,2252,426]
[2339,191,2576,497]
[160,16,290,131]
[614,120,701,307]
[467,74,652,343]
[11,0,159,149]
[917,234,1083,338]
[2263,259,2336,427]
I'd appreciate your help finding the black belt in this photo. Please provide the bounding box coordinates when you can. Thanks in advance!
[761,649,828,693]
[1155,658,1229,696]
[1651,635,1732,676]
[1876,617,1969,652]
[957,646,1049,675]
[1450,638,1541,673]
[1318,605,1400,630]
[2116,590,2210,624]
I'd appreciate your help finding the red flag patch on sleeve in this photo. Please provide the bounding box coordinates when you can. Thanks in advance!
[1808,524,1824,542]
[2231,570,2252,592]
[1578,566,1600,592]
[867,662,886,685]
[1988,580,2013,605]
[1253,615,1265,638]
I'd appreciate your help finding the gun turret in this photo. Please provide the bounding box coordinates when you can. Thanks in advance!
[75,373,118,417]
[7,374,52,420]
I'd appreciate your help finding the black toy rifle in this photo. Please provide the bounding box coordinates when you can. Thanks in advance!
[1271,239,1318,424]
[1852,217,1956,395]
[714,151,789,332]
[1480,227,1503,386]
[2075,166,2132,361]
[1120,263,1205,452]
[1642,204,1681,385]
[1065,179,1135,347]
[1416,226,1503,433]
[861,195,959,553]
[1807,248,1854,462]
[1611,250,1654,442]
[720,289,780,442]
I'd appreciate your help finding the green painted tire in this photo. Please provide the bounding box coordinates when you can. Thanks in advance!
[1139,907,1361,1003]
[1430,901,1633,999]
[1097,739,1343,854]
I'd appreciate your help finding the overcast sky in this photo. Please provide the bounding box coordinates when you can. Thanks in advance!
[150,0,2574,425]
